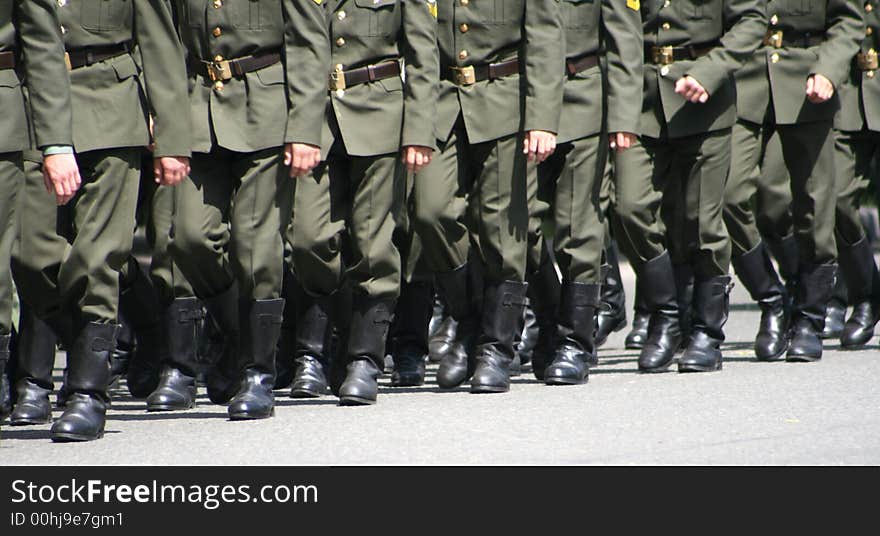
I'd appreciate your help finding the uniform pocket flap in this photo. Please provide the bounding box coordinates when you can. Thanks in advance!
[111,55,139,81]
[0,69,21,88]
[255,63,285,86]
[354,0,396,9]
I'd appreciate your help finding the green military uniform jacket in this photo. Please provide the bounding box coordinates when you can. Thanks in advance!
[640,0,767,139]
[0,0,72,154]
[558,0,643,143]
[435,0,565,144]
[836,1,879,131]
[173,0,328,154]
[737,0,863,127]
[58,0,190,157]
[324,0,439,157]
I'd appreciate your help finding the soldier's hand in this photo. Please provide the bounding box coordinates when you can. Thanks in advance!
[402,145,434,174]
[806,74,834,103]
[675,76,709,104]
[285,143,322,178]
[154,156,190,186]
[609,132,637,153]
[42,153,81,206]
[523,130,557,163]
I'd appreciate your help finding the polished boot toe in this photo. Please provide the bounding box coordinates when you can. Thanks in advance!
[544,347,589,385]
[821,300,846,339]
[436,349,470,389]
[338,359,380,406]
[470,351,510,393]
[10,381,52,425]
[229,370,275,420]
[755,304,789,361]
[428,316,457,363]
[678,333,723,372]
[786,320,824,362]
[638,317,681,373]
[625,312,650,349]
[840,301,878,348]
[147,366,196,411]
[50,393,106,442]
[290,356,329,398]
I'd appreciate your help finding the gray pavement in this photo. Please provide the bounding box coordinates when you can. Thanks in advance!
[1,263,879,465]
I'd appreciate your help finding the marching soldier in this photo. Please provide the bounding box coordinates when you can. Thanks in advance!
[10,0,191,441]
[720,0,863,363]
[0,0,77,421]
[529,0,644,384]
[832,0,880,348]
[613,0,767,373]
[166,0,327,420]
[412,0,564,394]
[287,0,438,405]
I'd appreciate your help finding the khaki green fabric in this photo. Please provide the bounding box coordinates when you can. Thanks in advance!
[14,149,141,326]
[173,0,329,152]
[833,129,880,245]
[723,120,774,258]
[413,126,531,283]
[754,131,794,241]
[838,1,880,131]
[0,0,72,153]
[170,148,293,301]
[615,131,733,278]
[434,0,565,144]
[639,0,767,139]
[59,0,190,156]
[0,154,23,335]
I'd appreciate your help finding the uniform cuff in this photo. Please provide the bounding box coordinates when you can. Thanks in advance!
[42,145,74,156]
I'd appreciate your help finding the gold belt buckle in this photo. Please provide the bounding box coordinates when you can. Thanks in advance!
[64,52,72,71]
[451,65,477,86]
[652,46,674,65]
[858,49,879,70]
[329,65,347,91]
[207,59,232,82]
[764,30,784,48]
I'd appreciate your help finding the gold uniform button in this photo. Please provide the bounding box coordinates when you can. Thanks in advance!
[337,10,346,20]
[661,22,671,30]
[57,0,67,7]
[770,52,780,63]
[212,27,222,37]
[214,55,224,62]
[213,81,224,91]
[868,27,874,36]
[213,0,222,8]
[868,70,876,78]
[663,0,670,6]
[867,3,874,12]
[459,50,469,60]
[336,37,346,47]
[660,66,670,77]
[460,23,469,33]
[770,14,778,25]
[460,0,469,5]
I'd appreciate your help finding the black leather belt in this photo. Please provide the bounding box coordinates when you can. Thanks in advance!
[329,60,400,91]
[646,44,716,65]
[192,52,281,82]
[566,53,599,75]
[763,30,825,48]
[65,43,129,70]
[445,58,519,86]
[0,51,15,70]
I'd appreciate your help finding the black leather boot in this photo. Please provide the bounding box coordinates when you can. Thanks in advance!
[512,300,536,376]
[822,267,847,339]
[109,319,133,387]
[470,281,528,394]
[787,264,836,362]
[204,284,241,405]
[545,282,599,385]
[526,255,560,380]
[390,280,431,387]
[290,286,332,398]
[679,276,732,372]
[732,242,789,361]
[435,264,480,389]
[428,293,445,342]
[338,296,394,405]
[673,262,695,350]
[839,236,880,348]
[596,242,627,348]
[147,298,203,411]
[427,315,456,364]
[766,233,800,307]
[119,258,164,398]
[0,334,10,420]
[625,287,650,350]
[275,268,298,390]
[10,306,56,425]
[229,299,285,419]
[637,252,682,372]
[51,322,118,442]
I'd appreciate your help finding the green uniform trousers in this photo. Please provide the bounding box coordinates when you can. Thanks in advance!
[395,170,431,285]
[753,129,794,244]
[170,147,292,302]
[528,134,606,284]
[614,130,732,278]
[0,153,23,336]
[140,177,193,306]
[833,129,879,246]
[288,145,403,300]
[412,122,530,283]
[13,148,140,326]
[723,118,837,264]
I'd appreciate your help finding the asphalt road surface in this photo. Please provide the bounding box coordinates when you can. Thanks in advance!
[2,263,879,465]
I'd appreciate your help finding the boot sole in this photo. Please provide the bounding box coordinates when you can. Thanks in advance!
[51,431,104,443]
[469,385,509,394]
[147,403,196,412]
[638,363,673,373]
[338,396,376,406]
[290,388,324,399]
[756,347,788,362]
[229,408,275,420]
[544,376,588,385]
[9,416,52,426]
[625,341,645,350]
[785,354,822,363]
[678,362,722,373]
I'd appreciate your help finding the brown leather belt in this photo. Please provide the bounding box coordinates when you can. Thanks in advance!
[193,52,281,82]
[857,49,879,71]
[646,44,715,65]
[329,60,400,91]
[65,43,129,70]
[445,58,519,86]
[0,51,15,70]
[566,53,599,76]
[763,30,825,48]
